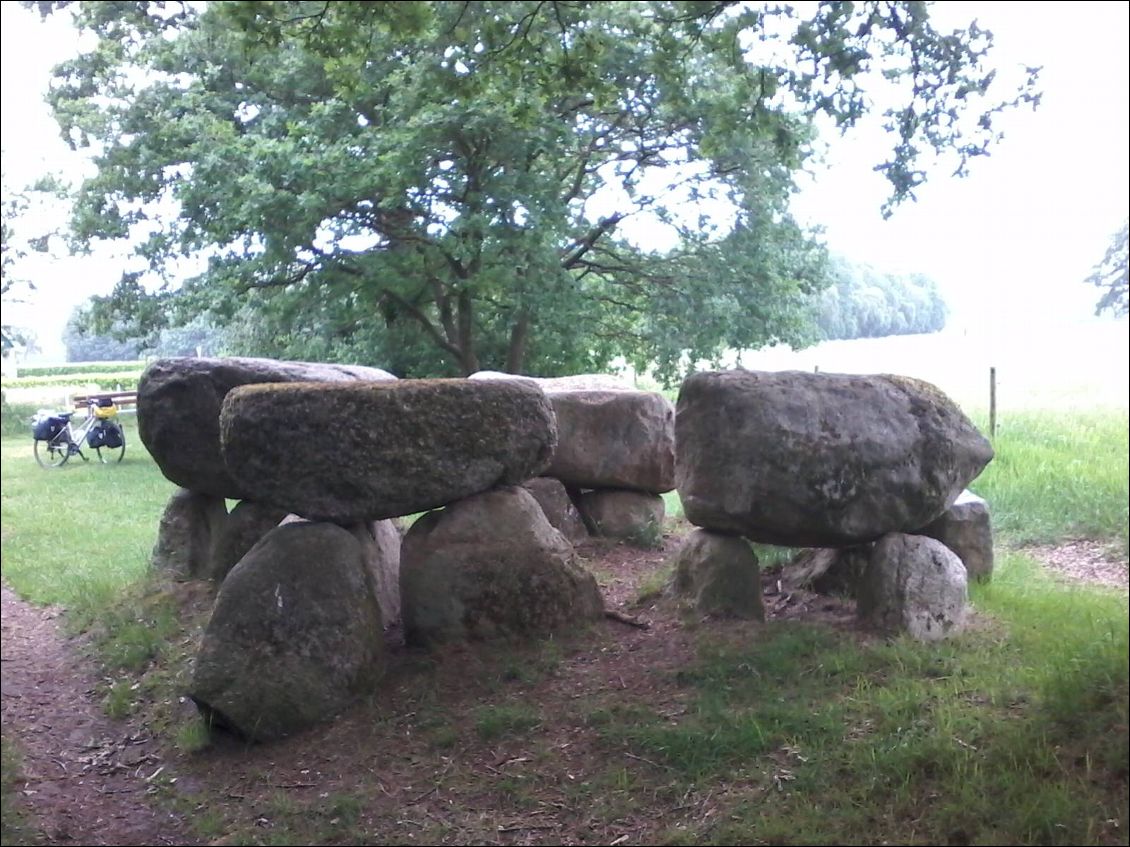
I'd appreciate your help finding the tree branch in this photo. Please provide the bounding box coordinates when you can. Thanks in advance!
[560,213,624,269]
[378,287,465,360]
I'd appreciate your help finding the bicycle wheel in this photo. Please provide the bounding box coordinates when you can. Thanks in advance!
[34,432,71,468]
[96,422,126,464]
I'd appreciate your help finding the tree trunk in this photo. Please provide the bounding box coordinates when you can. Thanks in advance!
[505,310,530,374]
[456,290,479,375]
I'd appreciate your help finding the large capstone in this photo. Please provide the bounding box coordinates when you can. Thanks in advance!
[676,370,994,546]
[138,357,396,499]
[189,522,385,741]
[469,373,674,493]
[221,379,557,523]
[545,390,676,493]
[857,533,968,642]
[279,516,403,628]
[400,487,604,646]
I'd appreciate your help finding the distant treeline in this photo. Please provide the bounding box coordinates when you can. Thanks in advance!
[61,258,948,364]
[815,258,948,341]
[64,312,225,363]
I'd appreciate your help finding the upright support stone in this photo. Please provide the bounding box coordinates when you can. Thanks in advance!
[209,500,291,583]
[400,487,604,646]
[916,490,994,582]
[522,477,589,543]
[669,529,765,620]
[189,522,385,742]
[782,546,872,597]
[151,488,227,580]
[348,520,403,629]
[575,489,665,545]
[857,533,968,642]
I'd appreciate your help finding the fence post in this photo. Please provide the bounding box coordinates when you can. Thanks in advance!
[989,366,997,439]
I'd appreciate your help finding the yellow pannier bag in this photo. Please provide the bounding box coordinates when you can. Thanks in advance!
[94,403,118,419]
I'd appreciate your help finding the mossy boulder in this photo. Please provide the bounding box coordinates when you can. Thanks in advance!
[189,522,385,741]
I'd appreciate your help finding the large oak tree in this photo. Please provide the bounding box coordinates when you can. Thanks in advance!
[42,1,1038,379]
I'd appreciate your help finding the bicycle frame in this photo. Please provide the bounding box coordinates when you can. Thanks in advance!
[43,402,121,458]
[59,408,102,455]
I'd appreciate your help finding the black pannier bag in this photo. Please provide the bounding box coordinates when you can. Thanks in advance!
[87,423,107,448]
[101,424,123,449]
[33,415,65,442]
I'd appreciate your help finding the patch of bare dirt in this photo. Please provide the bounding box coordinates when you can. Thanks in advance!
[1024,539,1130,590]
[2,530,1125,846]
[1,584,193,845]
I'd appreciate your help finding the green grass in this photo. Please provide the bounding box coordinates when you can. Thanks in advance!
[601,552,1128,844]
[473,703,543,741]
[0,415,177,624]
[1,735,45,846]
[969,408,1129,552]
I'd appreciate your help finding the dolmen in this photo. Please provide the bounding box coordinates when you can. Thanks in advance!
[670,369,995,638]
[140,358,605,741]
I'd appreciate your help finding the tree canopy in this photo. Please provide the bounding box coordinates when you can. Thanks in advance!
[1086,220,1128,318]
[42,0,1038,380]
[2,172,66,357]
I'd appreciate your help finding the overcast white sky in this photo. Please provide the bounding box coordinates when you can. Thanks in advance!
[2,1,1128,360]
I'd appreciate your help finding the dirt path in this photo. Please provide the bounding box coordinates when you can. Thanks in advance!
[1,584,194,846]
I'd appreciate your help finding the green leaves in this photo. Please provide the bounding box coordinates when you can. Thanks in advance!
[1087,220,1129,318]
[44,1,1039,378]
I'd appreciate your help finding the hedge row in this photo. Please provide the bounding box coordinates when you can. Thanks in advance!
[1,374,141,391]
[16,361,147,378]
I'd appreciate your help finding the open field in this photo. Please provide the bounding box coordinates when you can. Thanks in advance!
[1,345,1127,846]
[725,318,1130,413]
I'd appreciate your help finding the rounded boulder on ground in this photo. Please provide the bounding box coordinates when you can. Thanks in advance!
[857,533,968,641]
[575,489,665,545]
[400,487,604,646]
[221,379,557,523]
[188,522,385,742]
[676,370,994,547]
[138,357,396,499]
